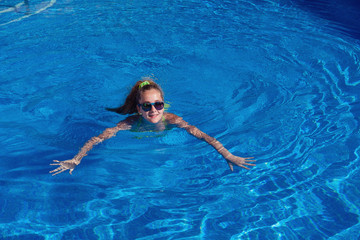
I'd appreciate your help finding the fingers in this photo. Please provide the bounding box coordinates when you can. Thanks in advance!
[51,168,67,176]
[50,167,73,176]
[244,157,256,167]
[50,160,60,166]
[233,157,256,170]
[227,161,234,171]
[49,160,75,176]
[49,166,62,173]
[244,157,256,162]
[237,162,255,169]
[240,165,250,170]
[244,163,256,166]
[50,166,65,176]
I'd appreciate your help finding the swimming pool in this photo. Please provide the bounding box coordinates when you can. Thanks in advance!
[1,0,359,239]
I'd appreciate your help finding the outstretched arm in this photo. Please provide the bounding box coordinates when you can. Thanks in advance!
[166,113,255,171]
[50,115,137,175]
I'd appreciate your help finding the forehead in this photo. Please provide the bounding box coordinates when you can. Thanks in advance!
[139,89,163,102]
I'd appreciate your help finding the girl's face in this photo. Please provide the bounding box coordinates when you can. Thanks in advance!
[137,89,164,124]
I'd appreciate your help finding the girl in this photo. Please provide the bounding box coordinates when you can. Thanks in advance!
[50,78,255,175]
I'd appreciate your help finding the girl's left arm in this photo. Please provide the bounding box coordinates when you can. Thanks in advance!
[166,113,255,171]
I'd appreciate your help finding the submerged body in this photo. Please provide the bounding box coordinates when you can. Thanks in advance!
[50,79,255,175]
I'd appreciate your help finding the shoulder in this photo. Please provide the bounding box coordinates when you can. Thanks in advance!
[164,113,188,127]
[164,112,181,123]
[116,115,140,129]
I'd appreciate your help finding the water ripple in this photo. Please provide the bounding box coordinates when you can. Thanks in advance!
[1,0,360,239]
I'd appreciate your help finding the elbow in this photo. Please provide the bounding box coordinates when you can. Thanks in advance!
[187,126,205,139]
[91,136,103,143]
[99,128,116,139]
[187,125,197,135]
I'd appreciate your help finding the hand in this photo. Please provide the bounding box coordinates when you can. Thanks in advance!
[50,159,78,176]
[225,155,256,171]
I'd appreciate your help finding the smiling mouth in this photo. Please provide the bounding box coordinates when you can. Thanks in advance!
[148,113,158,118]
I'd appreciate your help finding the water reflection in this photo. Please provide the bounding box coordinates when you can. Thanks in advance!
[0,0,29,14]
[0,0,56,26]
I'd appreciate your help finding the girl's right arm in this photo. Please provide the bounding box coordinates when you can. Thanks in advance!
[50,115,138,176]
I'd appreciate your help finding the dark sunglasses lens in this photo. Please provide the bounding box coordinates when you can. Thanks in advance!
[142,103,152,111]
[154,102,164,110]
[140,102,164,111]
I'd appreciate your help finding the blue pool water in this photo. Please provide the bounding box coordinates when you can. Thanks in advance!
[1,0,360,239]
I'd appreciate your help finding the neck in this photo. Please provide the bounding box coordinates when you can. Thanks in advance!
[139,115,166,131]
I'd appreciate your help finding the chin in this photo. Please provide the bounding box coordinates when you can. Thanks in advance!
[146,115,162,124]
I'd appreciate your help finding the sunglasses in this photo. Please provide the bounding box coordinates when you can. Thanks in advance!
[138,101,164,112]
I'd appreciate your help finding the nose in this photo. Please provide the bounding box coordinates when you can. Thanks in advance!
[150,104,157,111]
